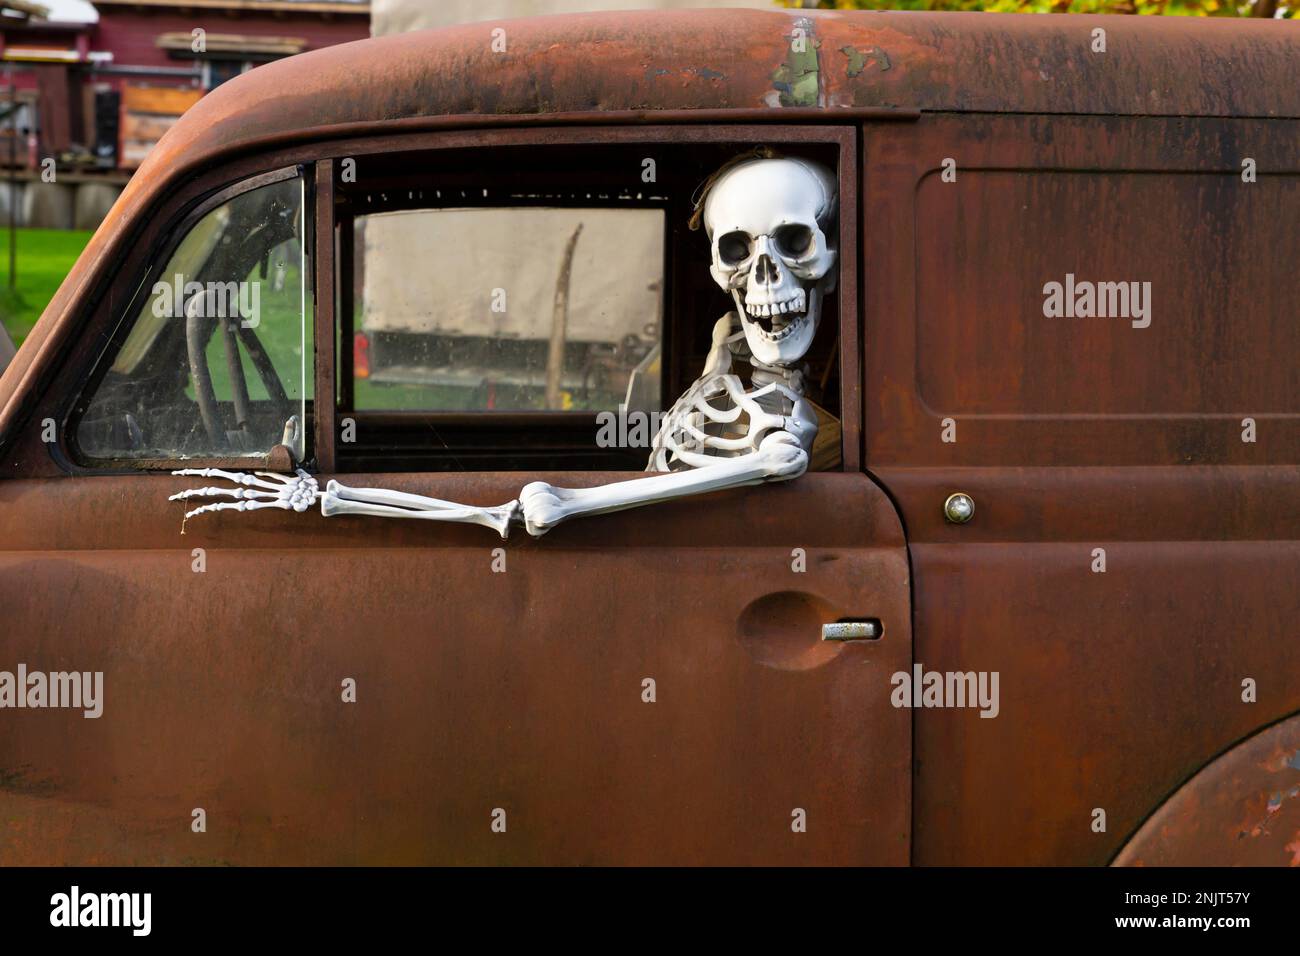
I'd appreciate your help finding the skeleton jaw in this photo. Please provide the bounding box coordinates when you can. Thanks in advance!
[733,286,819,365]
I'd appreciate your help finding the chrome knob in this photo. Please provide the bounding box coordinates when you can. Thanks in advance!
[944,492,975,524]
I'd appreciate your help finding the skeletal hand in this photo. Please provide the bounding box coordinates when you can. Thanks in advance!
[169,467,321,519]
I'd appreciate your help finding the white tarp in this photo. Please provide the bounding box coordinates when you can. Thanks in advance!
[360,206,663,345]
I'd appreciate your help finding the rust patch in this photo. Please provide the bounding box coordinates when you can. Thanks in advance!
[1115,716,1300,866]
[0,764,60,798]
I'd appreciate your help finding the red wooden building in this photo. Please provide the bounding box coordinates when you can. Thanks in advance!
[3,0,369,173]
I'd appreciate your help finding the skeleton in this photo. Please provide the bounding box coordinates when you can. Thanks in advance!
[171,155,838,538]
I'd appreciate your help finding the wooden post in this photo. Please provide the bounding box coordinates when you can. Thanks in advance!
[544,222,582,410]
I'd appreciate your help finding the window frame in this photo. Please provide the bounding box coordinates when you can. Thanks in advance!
[312,124,861,474]
[47,122,860,477]
[61,163,315,472]
[330,162,674,473]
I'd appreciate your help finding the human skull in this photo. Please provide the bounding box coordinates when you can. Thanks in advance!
[702,157,838,366]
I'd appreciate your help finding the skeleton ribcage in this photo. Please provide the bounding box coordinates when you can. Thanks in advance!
[646,373,797,473]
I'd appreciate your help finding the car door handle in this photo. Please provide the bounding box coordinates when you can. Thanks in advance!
[821,620,882,642]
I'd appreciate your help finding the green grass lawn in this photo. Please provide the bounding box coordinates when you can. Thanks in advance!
[0,227,95,347]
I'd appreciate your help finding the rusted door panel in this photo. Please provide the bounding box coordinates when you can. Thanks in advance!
[904,535,1300,866]
[863,112,1300,865]
[863,114,1300,469]
[0,471,911,865]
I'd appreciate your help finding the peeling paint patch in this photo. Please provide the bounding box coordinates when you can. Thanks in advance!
[841,45,891,78]
[1262,747,1300,772]
[1241,783,1300,838]
[644,66,725,84]
[1287,831,1300,867]
[0,765,59,797]
[771,18,821,108]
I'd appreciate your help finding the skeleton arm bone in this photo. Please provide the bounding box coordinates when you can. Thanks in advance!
[169,467,520,537]
[171,350,811,539]
[319,481,519,539]
[170,439,803,540]
[518,430,808,537]
[302,349,812,538]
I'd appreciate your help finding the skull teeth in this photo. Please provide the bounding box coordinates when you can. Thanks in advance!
[748,312,805,343]
[767,316,801,342]
[745,290,806,319]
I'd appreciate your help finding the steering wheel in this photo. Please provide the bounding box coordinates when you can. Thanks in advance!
[186,304,291,451]
[183,185,300,451]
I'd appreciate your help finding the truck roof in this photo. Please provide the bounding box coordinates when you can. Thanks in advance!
[170,7,1298,167]
[3,9,1295,432]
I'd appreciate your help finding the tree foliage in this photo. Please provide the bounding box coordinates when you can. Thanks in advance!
[790,0,1292,18]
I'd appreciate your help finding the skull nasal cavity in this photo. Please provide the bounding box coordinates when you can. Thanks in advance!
[756,254,778,284]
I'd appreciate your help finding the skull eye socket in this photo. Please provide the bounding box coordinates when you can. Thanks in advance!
[775,224,814,258]
[718,231,752,266]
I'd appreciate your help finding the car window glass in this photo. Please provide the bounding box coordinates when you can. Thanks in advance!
[77,174,311,462]
[353,206,662,414]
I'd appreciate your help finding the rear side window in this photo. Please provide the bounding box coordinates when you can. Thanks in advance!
[353,206,663,414]
[330,139,845,473]
[75,171,312,464]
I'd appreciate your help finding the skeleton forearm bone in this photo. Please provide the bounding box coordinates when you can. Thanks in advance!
[167,466,521,537]
[319,481,519,539]
[517,431,807,537]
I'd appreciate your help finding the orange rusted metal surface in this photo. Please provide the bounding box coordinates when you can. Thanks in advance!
[0,10,1297,866]
[1115,716,1300,867]
[0,473,911,865]
[860,97,1299,865]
